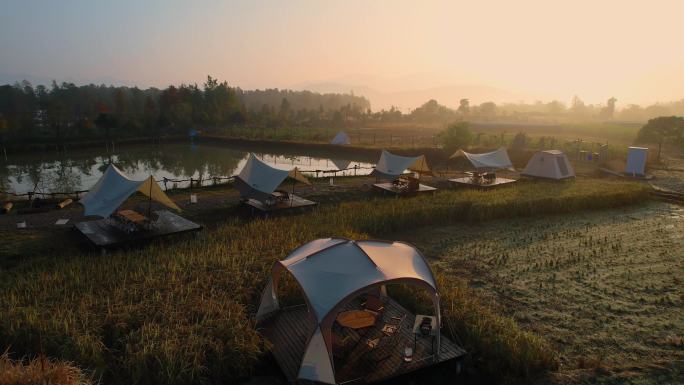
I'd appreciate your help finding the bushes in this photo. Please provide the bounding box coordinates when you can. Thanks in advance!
[0,178,650,384]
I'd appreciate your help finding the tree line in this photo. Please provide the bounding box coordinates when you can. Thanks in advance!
[0,76,371,144]
[2,75,684,146]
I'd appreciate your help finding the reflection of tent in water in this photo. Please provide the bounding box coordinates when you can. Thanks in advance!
[330,131,351,145]
[449,148,517,188]
[257,238,466,384]
[234,153,317,213]
[75,164,200,248]
[522,150,575,180]
[330,159,351,171]
[371,150,436,196]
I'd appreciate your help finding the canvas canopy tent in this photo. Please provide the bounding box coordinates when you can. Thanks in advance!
[80,164,180,218]
[521,150,575,180]
[625,146,648,175]
[234,153,311,202]
[330,131,351,145]
[370,150,433,180]
[450,147,514,171]
[256,238,441,385]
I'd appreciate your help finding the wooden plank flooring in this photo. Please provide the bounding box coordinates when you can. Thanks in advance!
[260,298,466,384]
[245,195,318,213]
[449,177,517,189]
[74,210,202,247]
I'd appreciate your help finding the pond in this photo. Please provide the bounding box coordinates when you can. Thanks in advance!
[0,143,376,195]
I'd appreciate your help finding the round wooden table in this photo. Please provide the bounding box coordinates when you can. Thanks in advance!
[336,310,377,329]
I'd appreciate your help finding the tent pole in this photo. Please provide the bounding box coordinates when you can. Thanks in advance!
[148,177,152,218]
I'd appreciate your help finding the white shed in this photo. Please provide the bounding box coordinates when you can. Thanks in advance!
[625,146,648,176]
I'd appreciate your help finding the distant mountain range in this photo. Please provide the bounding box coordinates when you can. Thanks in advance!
[1,72,535,111]
[290,81,529,111]
[0,73,134,88]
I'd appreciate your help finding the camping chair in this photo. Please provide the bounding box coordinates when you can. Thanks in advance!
[362,295,385,318]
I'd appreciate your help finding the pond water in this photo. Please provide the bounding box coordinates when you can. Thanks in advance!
[0,143,376,195]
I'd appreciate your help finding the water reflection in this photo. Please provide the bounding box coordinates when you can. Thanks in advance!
[0,144,374,194]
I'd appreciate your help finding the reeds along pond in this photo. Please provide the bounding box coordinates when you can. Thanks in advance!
[0,179,650,385]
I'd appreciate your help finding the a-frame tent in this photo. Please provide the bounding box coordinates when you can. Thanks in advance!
[450,147,514,171]
[234,153,311,202]
[370,150,433,180]
[80,164,180,218]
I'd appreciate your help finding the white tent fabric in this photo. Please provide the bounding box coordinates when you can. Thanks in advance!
[370,150,432,179]
[521,150,575,179]
[451,147,514,171]
[234,153,311,202]
[256,238,440,384]
[80,164,180,218]
[330,131,351,145]
[298,326,336,383]
[625,147,648,175]
[237,153,291,195]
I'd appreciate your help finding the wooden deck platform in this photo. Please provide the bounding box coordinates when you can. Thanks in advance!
[244,194,318,213]
[372,182,437,197]
[74,210,201,248]
[260,298,466,384]
[449,177,517,189]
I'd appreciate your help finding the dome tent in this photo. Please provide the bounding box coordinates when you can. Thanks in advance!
[330,131,351,145]
[521,150,575,180]
[256,238,443,384]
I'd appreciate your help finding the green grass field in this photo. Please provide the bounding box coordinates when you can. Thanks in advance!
[0,178,654,385]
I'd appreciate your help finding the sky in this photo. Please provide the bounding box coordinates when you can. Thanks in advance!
[1,0,683,108]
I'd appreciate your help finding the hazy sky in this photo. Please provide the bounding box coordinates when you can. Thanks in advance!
[1,0,683,106]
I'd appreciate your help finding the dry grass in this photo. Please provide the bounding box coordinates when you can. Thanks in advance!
[405,202,684,384]
[0,351,93,385]
[0,178,651,384]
